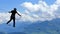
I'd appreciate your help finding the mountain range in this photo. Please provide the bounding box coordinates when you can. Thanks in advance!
[0,18,60,34]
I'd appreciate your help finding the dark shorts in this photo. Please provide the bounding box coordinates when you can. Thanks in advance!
[10,16,15,19]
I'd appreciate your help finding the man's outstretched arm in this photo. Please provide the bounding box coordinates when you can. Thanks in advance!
[17,12,21,16]
[9,11,11,13]
[9,11,12,13]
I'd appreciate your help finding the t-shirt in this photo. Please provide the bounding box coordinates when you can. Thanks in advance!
[10,10,17,18]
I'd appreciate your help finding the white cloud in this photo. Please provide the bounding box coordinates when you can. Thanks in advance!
[0,13,10,23]
[21,0,60,21]
[55,0,60,5]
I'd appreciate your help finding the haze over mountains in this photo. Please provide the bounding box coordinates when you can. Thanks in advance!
[0,18,60,34]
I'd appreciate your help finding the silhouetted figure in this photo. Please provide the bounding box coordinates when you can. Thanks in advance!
[6,8,21,27]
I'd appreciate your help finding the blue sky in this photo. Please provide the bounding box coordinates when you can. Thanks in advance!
[0,0,56,12]
[0,0,38,12]
[44,0,56,5]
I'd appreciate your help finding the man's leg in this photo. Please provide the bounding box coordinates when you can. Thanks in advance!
[13,18,15,27]
[6,18,12,24]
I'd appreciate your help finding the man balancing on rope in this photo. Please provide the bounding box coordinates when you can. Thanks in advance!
[6,8,21,27]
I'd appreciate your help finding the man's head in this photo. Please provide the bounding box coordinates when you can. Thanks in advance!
[14,8,17,10]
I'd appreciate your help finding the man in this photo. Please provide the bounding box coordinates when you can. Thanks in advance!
[6,8,21,27]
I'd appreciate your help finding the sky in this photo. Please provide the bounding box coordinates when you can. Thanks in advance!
[0,0,60,23]
[0,0,56,12]
[0,0,39,12]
